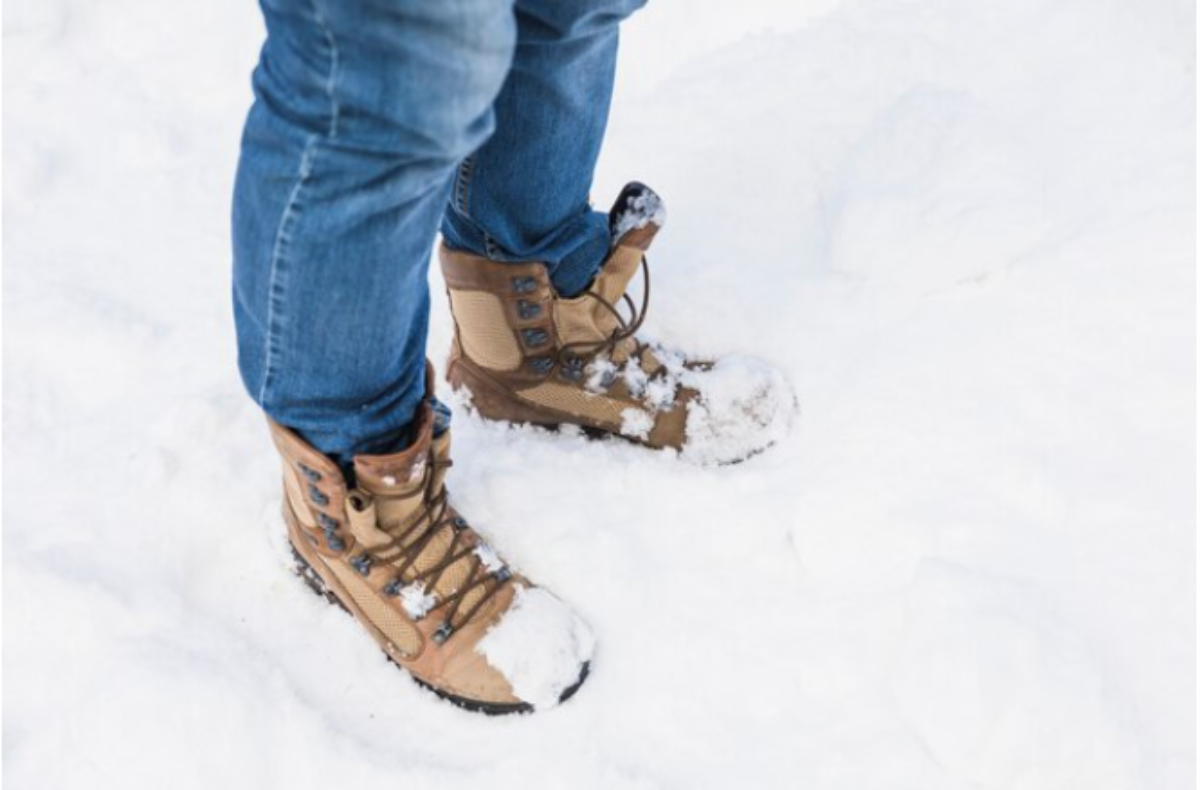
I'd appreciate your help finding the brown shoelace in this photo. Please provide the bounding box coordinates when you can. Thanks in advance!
[350,453,511,644]
[556,254,654,373]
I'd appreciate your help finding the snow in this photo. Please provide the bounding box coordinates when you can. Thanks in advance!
[475,585,596,710]
[612,186,669,241]
[398,582,437,621]
[473,542,505,573]
[679,356,797,465]
[585,355,618,393]
[619,407,655,441]
[3,0,1194,787]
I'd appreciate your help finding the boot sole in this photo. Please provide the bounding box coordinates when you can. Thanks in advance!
[289,544,589,716]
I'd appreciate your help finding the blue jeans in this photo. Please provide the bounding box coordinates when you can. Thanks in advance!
[232,0,643,462]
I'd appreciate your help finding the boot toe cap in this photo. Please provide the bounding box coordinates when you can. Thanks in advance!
[474,585,595,711]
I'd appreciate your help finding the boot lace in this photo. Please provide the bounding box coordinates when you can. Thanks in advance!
[349,453,512,645]
[556,254,654,372]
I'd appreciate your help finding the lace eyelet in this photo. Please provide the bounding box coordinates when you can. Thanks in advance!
[530,357,554,375]
[432,621,455,644]
[308,484,330,507]
[350,554,372,576]
[511,276,536,295]
[521,328,549,347]
[558,358,585,382]
[517,300,541,320]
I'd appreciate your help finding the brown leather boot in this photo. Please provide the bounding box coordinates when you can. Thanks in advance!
[439,183,794,464]
[270,363,592,714]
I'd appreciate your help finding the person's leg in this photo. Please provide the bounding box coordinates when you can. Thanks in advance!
[439,0,646,297]
[433,0,793,465]
[233,0,516,466]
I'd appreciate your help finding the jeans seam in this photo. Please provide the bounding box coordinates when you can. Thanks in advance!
[451,156,504,259]
[258,137,321,406]
[258,0,339,406]
[310,0,340,138]
[454,156,475,216]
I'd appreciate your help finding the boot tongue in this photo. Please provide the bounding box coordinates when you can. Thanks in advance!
[352,361,442,500]
[355,431,431,495]
[579,183,666,357]
[598,182,665,301]
[608,181,666,253]
[350,406,480,613]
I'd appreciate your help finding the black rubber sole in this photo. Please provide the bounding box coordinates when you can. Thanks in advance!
[290,546,589,715]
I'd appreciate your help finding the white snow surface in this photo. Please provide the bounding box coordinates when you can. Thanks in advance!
[475,585,596,710]
[4,0,1195,788]
[680,356,797,464]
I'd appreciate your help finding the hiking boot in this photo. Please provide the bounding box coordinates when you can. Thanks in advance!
[438,182,794,464]
[269,363,593,714]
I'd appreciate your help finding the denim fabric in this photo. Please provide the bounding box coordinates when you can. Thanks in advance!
[441,0,643,297]
[233,0,644,461]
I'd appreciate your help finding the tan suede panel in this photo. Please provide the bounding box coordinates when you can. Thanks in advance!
[326,559,422,656]
[345,495,393,551]
[449,290,522,371]
[648,396,690,450]
[553,297,606,347]
[554,246,644,350]
[596,245,642,303]
[639,346,664,375]
[516,382,628,427]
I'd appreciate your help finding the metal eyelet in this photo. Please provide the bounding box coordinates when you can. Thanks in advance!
[298,463,322,483]
[521,328,549,347]
[326,535,345,552]
[383,579,403,597]
[511,276,536,295]
[494,567,513,583]
[517,300,541,320]
[530,357,554,375]
[308,484,329,507]
[451,516,468,531]
[559,358,585,382]
[350,554,372,576]
[318,513,338,531]
[432,621,454,644]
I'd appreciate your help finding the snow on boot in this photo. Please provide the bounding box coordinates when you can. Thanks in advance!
[269,362,593,714]
[439,182,794,464]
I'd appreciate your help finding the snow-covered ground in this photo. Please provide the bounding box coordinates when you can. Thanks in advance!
[4,0,1194,788]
